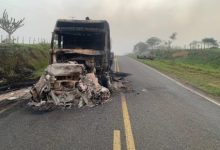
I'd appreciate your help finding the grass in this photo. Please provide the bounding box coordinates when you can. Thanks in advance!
[130,49,220,98]
[0,43,49,85]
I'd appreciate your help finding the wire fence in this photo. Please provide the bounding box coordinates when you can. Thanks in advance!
[0,34,50,44]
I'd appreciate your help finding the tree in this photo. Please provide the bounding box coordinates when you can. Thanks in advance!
[170,32,177,40]
[0,9,25,43]
[189,41,201,50]
[133,42,149,54]
[168,32,177,49]
[202,37,218,49]
[146,37,161,49]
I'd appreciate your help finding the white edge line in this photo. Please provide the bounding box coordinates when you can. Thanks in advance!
[129,57,220,107]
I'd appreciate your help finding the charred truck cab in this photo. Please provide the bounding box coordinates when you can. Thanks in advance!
[50,19,113,86]
[28,18,113,110]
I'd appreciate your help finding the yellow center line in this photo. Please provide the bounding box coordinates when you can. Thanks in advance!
[121,94,136,150]
[116,56,136,150]
[113,130,121,150]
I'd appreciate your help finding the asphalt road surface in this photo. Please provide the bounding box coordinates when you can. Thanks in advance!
[0,56,220,150]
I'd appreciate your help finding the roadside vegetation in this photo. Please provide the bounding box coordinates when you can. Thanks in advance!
[0,43,49,87]
[0,9,49,89]
[130,48,220,98]
[131,34,220,98]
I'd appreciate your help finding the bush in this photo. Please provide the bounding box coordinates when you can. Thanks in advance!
[0,43,49,84]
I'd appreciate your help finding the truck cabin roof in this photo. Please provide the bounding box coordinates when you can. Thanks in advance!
[52,19,110,50]
[54,19,110,34]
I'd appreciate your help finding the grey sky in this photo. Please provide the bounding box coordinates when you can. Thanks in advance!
[0,0,220,54]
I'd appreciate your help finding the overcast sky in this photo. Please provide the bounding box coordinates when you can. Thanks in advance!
[0,0,220,54]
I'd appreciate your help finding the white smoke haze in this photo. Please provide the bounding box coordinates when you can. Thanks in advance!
[0,0,220,54]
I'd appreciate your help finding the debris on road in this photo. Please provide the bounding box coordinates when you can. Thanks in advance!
[111,72,133,93]
[0,88,31,110]
[0,88,30,102]
[0,68,131,112]
[28,62,111,111]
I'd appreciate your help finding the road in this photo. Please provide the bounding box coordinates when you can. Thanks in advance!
[0,56,220,150]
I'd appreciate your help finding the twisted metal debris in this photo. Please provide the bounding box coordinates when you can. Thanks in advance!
[28,62,110,111]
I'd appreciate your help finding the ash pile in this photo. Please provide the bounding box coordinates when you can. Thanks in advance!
[111,72,133,93]
[28,61,110,111]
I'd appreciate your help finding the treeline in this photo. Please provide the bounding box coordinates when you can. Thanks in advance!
[134,33,219,54]
[189,38,219,50]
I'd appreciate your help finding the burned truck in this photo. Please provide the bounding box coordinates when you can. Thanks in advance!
[28,18,113,110]
[51,19,113,84]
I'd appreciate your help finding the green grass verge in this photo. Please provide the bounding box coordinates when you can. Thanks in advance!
[0,43,49,85]
[129,49,220,98]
